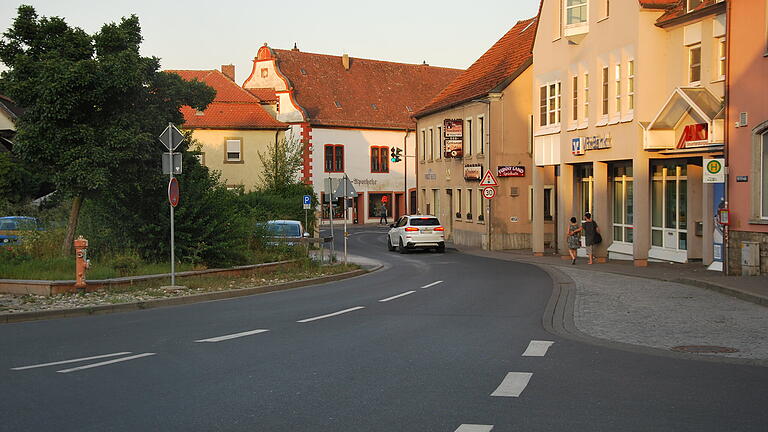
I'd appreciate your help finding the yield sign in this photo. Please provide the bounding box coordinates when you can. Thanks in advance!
[159,123,185,151]
[480,170,499,187]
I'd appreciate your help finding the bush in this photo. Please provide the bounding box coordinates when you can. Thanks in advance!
[110,252,141,277]
[241,183,318,234]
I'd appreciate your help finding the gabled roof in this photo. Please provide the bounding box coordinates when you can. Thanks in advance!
[414,17,538,118]
[167,70,288,130]
[269,49,463,129]
[653,0,725,27]
[245,88,278,103]
[0,94,24,121]
[648,87,724,130]
[638,0,678,9]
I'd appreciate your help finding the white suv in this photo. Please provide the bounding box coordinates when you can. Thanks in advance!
[387,215,445,253]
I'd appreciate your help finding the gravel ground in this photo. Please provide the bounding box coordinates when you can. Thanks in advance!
[559,266,768,361]
[0,264,356,314]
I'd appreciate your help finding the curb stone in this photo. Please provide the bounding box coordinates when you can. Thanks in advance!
[0,265,381,324]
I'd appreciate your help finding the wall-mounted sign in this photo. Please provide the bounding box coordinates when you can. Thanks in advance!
[736,176,748,182]
[424,168,437,181]
[572,135,612,155]
[703,158,725,183]
[464,164,483,181]
[352,178,378,186]
[498,165,525,177]
[444,119,463,158]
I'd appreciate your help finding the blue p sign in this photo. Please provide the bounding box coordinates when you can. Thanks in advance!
[303,195,311,205]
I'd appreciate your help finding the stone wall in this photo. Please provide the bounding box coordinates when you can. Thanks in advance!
[727,230,768,275]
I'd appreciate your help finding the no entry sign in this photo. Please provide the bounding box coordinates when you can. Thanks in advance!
[168,177,180,207]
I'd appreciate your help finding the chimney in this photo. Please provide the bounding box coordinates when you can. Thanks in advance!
[292,42,300,52]
[221,64,235,81]
[342,54,350,71]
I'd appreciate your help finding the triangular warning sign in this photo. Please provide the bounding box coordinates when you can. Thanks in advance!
[480,170,498,187]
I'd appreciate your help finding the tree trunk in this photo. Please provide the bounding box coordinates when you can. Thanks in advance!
[61,195,84,255]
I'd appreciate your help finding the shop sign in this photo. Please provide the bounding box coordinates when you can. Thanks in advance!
[498,165,525,177]
[444,119,463,158]
[703,158,725,183]
[572,135,612,155]
[464,164,483,181]
[352,178,378,186]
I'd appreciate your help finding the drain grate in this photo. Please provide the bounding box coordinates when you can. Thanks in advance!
[671,345,739,354]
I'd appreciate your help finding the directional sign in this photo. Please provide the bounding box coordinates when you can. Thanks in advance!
[159,123,185,151]
[483,187,496,199]
[303,195,311,210]
[480,170,499,187]
[168,178,180,207]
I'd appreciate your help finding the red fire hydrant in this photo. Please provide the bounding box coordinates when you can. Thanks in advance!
[74,236,90,291]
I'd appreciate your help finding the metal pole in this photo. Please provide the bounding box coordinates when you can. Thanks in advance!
[329,175,335,260]
[168,122,175,286]
[343,174,348,265]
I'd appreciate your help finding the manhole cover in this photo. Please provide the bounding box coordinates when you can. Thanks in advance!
[671,345,739,354]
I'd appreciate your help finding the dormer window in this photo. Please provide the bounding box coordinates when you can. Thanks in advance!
[371,104,378,110]
[260,68,268,78]
[300,68,307,75]
[687,0,702,12]
[334,101,342,108]
[565,0,588,26]
[195,109,204,116]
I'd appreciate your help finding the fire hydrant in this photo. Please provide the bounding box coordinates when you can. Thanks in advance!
[74,236,90,291]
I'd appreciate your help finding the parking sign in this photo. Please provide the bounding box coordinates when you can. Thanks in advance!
[303,195,311,209]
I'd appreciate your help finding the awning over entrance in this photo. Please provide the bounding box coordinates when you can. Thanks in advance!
[644,87,725,151]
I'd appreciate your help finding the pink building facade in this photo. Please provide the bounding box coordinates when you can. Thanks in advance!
[726,0,768,275]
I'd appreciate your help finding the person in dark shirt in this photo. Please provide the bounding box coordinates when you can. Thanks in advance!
[582,212,600,265]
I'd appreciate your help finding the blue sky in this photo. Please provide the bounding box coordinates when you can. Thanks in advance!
[1,0,540,78]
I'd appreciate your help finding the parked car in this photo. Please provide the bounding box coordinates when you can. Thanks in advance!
[262,220,309,246]
[387,215,445,253]
[0,216,42,245]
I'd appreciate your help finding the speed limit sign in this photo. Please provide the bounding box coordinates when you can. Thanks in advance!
[483,187,496,199]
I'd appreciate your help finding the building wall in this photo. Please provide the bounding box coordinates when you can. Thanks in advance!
[416,67,547,250]
[309,126,416,223]
[189,128,285,191]
[726,0,768,274]
[0,111,14,131]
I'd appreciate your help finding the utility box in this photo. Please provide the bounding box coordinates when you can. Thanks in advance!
[741,241,760,276]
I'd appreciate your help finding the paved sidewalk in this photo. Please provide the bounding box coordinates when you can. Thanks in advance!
[456,245,768,364]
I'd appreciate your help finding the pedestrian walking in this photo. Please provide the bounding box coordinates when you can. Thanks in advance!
[567,217,582,265]
[582,212,601,265]
[378,201,388,225]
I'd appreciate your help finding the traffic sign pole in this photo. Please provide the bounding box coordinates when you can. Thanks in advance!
[159,122,186,287]
[169,123,175,287]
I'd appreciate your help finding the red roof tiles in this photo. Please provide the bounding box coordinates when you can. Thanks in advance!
[270,49,463,129]
[415,17,538,117]
[652,0,725,26]
[167,70,287,130]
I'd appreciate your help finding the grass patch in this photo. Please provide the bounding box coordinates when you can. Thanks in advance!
[0,256,195,280]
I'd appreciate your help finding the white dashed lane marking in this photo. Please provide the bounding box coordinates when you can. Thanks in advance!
[420,280,444,289]
[11,352,133,371]
[378,291,415,302]
[522,340,554,357]
[490,372,533,397]
[56,353,156,374]
[297,306,365,323]
[195,329,269,343]
[454,425,493,432]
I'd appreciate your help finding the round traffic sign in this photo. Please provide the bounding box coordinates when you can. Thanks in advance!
[706,159,722,174]
[168,178,180,207]
[483,187,496,199]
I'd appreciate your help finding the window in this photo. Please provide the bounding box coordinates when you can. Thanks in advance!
[583,73,590,122]
[370,146,389,173]
[628,60,635,111]
[689,45,702,84]
[456,189,463,219]
[260,68,268,78]
[477,116,485,154]
[324,144,344,172]
[528,186,554,221]
[717,38,726,80]
[466,119,473,155]
[467,189,473,219]
[420,130,426,161]
[437,126,443,159]
[687,0,702,12]
[615,64,621,113]
[368,193,392,218]
[540,82,562,127]
[429,128,434,160]
[572,75,579,122]
[565,0,588,26]
[226,139,242,162]
[651,162,688,250]
[612,164,634,243]
[477,188,485,221]
[601,66,609,116]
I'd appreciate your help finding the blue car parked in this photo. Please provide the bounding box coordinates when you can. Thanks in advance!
[0,216,42,245]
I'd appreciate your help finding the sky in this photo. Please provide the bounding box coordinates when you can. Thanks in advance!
[0,0,540,79]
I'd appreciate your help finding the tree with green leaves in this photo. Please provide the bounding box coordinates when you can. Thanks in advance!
[0,5,215,254]
[257,131,305,192]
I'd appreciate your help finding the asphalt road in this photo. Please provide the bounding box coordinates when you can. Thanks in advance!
[1,226,766,431]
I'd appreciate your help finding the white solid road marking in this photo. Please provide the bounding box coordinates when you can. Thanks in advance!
[522,340,555,357]
[378,291,415,302]
[420,280,444,289]
[195,329,269,343]
[490,372,533,397]
[455,425,494,432]
[56,353,156,374]
[11,352,133,371]
[297,306,365,323]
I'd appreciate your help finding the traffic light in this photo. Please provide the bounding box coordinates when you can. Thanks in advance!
[391,147,397,163]
[395,147,402,162]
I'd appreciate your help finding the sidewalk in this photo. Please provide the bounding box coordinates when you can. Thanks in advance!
[454,245,768,306]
